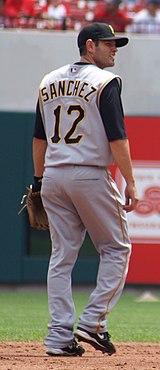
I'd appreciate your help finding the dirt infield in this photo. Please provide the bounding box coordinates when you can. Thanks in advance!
[0,341,159,370]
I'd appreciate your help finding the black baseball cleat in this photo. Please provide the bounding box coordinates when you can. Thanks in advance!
[75,327,116,355]
[46,338,85,357]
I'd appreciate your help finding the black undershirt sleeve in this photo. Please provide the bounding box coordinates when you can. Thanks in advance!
[34,99,47,140]
[99,78,127,142]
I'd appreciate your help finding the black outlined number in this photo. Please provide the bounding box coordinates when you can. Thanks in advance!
[51,105,61,143]
[51,104,84,144]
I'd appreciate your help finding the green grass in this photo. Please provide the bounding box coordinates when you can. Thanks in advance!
[0,289,160,342]
[109,294,160,342]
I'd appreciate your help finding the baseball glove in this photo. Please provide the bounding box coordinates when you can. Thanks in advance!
[18,186,49,231]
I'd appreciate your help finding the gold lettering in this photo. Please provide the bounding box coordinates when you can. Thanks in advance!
[50,83,57,99]
[41,80,97,103]
[41,87,49,102]
[84,86,97,102]
[66,80,74,96]
[78,82,89,98]
[58,80,66,96]
[72,80,81,96]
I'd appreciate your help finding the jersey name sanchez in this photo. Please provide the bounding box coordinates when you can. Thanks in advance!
[39,63,121,168]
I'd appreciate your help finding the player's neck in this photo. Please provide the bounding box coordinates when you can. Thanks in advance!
[80,56,95,65]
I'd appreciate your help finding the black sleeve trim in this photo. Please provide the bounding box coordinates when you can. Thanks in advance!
[34,99,47,140]
[99,79,127,142]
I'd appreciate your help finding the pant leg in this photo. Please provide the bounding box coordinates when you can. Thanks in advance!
[41,174,86,348]
[77,245,131,332]
[67,167,131,333]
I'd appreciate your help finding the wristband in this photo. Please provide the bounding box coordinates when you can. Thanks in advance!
[32,176,43,192]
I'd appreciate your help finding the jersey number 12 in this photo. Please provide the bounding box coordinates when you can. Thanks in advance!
[51,104,84,144]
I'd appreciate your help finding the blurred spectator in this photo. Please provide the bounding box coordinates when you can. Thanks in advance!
[133,0,146,13]
[4,0,46,27]
[41,0,70,29]
[42,0,70,19]
[5,0,36,17]
[0,0,5,21]
[0,0,5,28]
[120,0,145,15]
[4,0,70,28]
[127,0,160,33]
[94,0,132,32]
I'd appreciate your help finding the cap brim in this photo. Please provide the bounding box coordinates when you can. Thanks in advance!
[100,36,129,48]
[115,36,129,47]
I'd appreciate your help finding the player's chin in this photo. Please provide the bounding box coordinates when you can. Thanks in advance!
[101,59,114,69]
[106,60,115,68]
[104,63,114,70]
[110,58,115,66]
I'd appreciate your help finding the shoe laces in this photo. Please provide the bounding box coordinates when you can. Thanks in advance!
[70,338,79,349]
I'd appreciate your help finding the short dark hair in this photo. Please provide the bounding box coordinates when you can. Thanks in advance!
[79,40,99,56]
[79,45,87,56]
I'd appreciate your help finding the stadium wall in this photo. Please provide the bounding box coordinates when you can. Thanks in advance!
[0,30,160,284]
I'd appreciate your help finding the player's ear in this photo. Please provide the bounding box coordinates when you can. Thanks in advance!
[86,39,95,53]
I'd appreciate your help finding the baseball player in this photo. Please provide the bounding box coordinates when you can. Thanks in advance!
[32,22,138,356]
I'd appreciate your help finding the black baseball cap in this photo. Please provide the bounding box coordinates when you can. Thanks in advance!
[77,22,129,49]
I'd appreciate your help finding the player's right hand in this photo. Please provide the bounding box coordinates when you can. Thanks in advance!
[123,182,139,212]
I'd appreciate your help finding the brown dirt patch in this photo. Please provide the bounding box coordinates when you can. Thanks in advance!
[0,341,159,370]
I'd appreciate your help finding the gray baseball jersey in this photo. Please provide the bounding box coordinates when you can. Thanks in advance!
[39,63,121,170]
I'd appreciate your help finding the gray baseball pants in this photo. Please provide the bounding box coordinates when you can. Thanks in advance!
[41,165,131,349]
